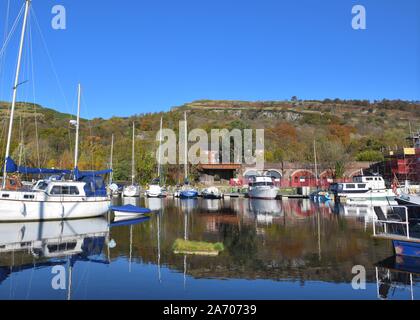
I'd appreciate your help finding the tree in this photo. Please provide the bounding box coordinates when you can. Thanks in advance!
[318,140,350,178]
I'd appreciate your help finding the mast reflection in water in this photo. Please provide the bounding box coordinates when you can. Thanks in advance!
[0,198,417,300]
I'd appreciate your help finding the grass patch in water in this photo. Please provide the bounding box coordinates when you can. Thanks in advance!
[173,239,224,256]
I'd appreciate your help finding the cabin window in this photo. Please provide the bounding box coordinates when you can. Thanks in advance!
[37,181,48,190]
[347,184,356,189]
[69,186,80,195]
[366,178,373,181]
[47,242,77,253]
[50,185,80,195]
[23,194,35,199]
[50,186,61,195]
[1,194,9,198]
[254,181,273,187]
[357,184,366,188]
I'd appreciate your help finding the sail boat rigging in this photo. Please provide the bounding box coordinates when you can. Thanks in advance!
[123,122,140,197]
[179,112,198,199]
[145,117,166,198]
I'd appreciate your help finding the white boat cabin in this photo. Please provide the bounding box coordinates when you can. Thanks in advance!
[330,175,388,194]
[0,178,106,202]
[249,176,275,187]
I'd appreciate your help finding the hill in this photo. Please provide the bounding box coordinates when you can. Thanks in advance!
[0,98,418,184]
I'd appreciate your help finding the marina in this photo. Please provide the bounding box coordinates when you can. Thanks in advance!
[0,0,417,304]
[0,197,414,300]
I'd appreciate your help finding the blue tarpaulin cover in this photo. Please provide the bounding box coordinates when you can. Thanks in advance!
[3,157,112,177]
[109,204,152,214]
[3,157,72,175]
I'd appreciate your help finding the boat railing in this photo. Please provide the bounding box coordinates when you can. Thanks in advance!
[373,205,410,239]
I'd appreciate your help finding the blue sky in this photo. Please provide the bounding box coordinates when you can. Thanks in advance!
[0,0,418,119]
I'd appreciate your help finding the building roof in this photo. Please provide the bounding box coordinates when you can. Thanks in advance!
[197,163,242,170]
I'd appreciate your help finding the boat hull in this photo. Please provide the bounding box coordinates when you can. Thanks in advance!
[146,193,165,198]
[179,191,198,199]
[0,198,110,221]
[393,240,420,258]
[395,193,420,207]
[113,211,144,218]
[202,193,223,199]
[337,190,395,202]
[248,187,278,200]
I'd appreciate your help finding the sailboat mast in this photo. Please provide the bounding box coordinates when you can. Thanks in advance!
[313,140,318,187]
[132,122,135,185]
[157,117,163,179]
[2,0,31,189]
[184,112,188,181]
[109,134,114,184]
[74,84,81,170]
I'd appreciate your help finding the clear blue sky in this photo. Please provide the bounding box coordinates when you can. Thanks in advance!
[0,0,418,119]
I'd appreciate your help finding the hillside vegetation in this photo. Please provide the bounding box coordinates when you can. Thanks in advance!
[0,99,418,184]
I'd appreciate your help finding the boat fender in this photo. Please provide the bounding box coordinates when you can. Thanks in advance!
[20,202,26,216]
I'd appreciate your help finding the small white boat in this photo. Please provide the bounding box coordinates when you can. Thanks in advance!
[110,204,151,217]
[123,184,141,197]
[248,176,279,199]
[202,186,223,199]
[145,184,166,198]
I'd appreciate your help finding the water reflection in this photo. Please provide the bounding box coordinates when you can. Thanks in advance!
[0,218,110,300]
[0,198,416,299]
[375,255,420,300]
[145,197,164,212]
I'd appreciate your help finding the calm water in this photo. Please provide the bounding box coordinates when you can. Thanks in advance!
[0,197,417,300]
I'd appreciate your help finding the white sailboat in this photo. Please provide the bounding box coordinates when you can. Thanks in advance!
[123,122,140,197]
[145,117,166,198]
[0,1,111,221]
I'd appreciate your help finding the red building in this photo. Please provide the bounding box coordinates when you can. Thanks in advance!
[374,132,420,183]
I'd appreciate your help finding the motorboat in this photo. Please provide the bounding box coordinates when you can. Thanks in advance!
[330,175,395,202]
[247,176,279,199]
[123,184,141,197]
[179,186,199,199]
[201,186,223,199]
[145,184,166,197]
